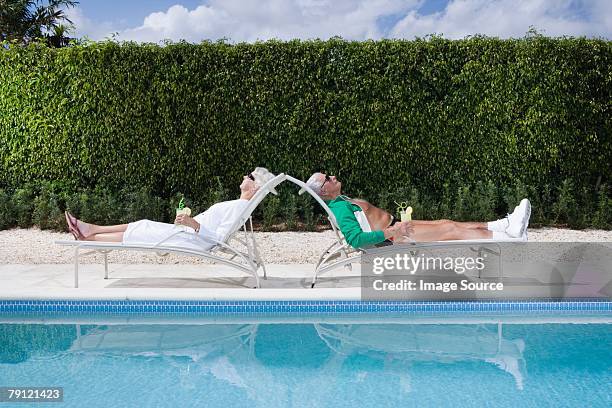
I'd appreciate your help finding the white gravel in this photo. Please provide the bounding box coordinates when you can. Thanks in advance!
[0,227,610,265]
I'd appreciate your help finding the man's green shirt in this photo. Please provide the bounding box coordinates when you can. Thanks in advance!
[325,196,386,249]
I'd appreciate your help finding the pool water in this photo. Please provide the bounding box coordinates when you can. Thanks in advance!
[1,321,610,407]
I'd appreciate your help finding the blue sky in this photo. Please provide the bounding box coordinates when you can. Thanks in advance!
[77,0,449,26]
[68,0,611,43]
[75,1,204,29]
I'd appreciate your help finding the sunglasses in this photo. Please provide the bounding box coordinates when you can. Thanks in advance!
[320,174,331,189]
[246,173,255,181]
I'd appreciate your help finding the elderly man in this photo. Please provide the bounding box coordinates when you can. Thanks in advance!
[305,172,530,249]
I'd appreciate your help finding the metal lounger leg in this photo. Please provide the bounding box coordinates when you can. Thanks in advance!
[252,266,260,288]
[311,267,319,288]
[104,252,109,279]
[472,245,502,280]
[341,248,352,272]
[332,225,352,272]
[312,244,355,288]
[248,217,267,280]
[497,245,503,283]
[74,246,80,288]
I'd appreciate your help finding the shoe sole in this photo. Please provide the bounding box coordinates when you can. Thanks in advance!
[520,199,531,236]
[506,199,531,238]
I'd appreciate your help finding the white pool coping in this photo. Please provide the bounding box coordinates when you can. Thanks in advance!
[0,287,363,301]
[2,264,610,305]
[0,263,365,300]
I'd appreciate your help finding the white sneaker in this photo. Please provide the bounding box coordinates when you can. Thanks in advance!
[506,199,531,238]
[487,217,509,232]
[492,231,512,241]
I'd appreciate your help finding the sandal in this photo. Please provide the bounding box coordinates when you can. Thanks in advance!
[65,212,83,240]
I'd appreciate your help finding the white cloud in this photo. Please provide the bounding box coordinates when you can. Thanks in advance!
[65,7,119,41]
[74,0,612,43]
[392,0,612,39]
[115,0,420,43]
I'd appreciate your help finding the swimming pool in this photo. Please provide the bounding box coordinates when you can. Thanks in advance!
[1,306,611,407]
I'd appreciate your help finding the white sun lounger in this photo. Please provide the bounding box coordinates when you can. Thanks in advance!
[286,175,526,288]
[56,174,286,288]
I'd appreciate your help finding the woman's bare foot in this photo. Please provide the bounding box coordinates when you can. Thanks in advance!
[65,212,85,240]
[75,219,96,239]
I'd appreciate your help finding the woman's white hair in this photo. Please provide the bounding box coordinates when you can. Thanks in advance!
[251,167,278,194]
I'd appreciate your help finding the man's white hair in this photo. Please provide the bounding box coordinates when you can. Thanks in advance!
[305,172,324,195]
[251,167,277,194]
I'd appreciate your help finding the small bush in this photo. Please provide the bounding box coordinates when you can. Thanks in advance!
[32,182,64,230]
[66,187,120,225]
[571,186,593,229]
[12,183,36,228]
[503,180,531,214]
[452,186,472,221]
[529,183,552,226]
[204,177,231,210]
[283,193,298,230]
[64,192,84,220]
[1,178,611,232]
[299,194,319,231]
[469,181,497,221]
[552,179,577,226]
[121,187,166,223]
[262,196,280,230]
[0,189,15,229]
[438,183,453,221]
[592,184,611,229]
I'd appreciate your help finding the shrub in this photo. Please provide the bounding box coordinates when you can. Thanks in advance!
[592,185,611,229]
[31,182,64,230]
[529,184,552,226]
[552,179,577,226]
[0,179,610,232]
[469,181,497,221]
[0,189,15,229]
[120,187,166,223]
[283,193,298,230]
[299,194,319,231]
[11,183,36,228]
[262,196,280,230]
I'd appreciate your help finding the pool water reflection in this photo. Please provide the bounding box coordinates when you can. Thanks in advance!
[0,322,610,407]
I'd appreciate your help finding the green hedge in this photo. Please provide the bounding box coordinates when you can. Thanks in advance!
[0,178,610,231]
[0,36,610,229]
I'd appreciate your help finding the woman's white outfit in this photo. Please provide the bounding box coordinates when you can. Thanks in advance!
[122,199,249,251]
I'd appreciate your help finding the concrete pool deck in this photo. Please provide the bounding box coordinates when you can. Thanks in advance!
[0,263,363,301]
[2,260,610,302]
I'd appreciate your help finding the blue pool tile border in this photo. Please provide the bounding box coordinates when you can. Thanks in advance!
[0,299,610,315]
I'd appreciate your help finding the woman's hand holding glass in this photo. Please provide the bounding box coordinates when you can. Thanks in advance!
[174,214,200,231]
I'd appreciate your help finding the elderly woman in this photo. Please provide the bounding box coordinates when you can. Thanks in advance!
[64,167,276,250]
